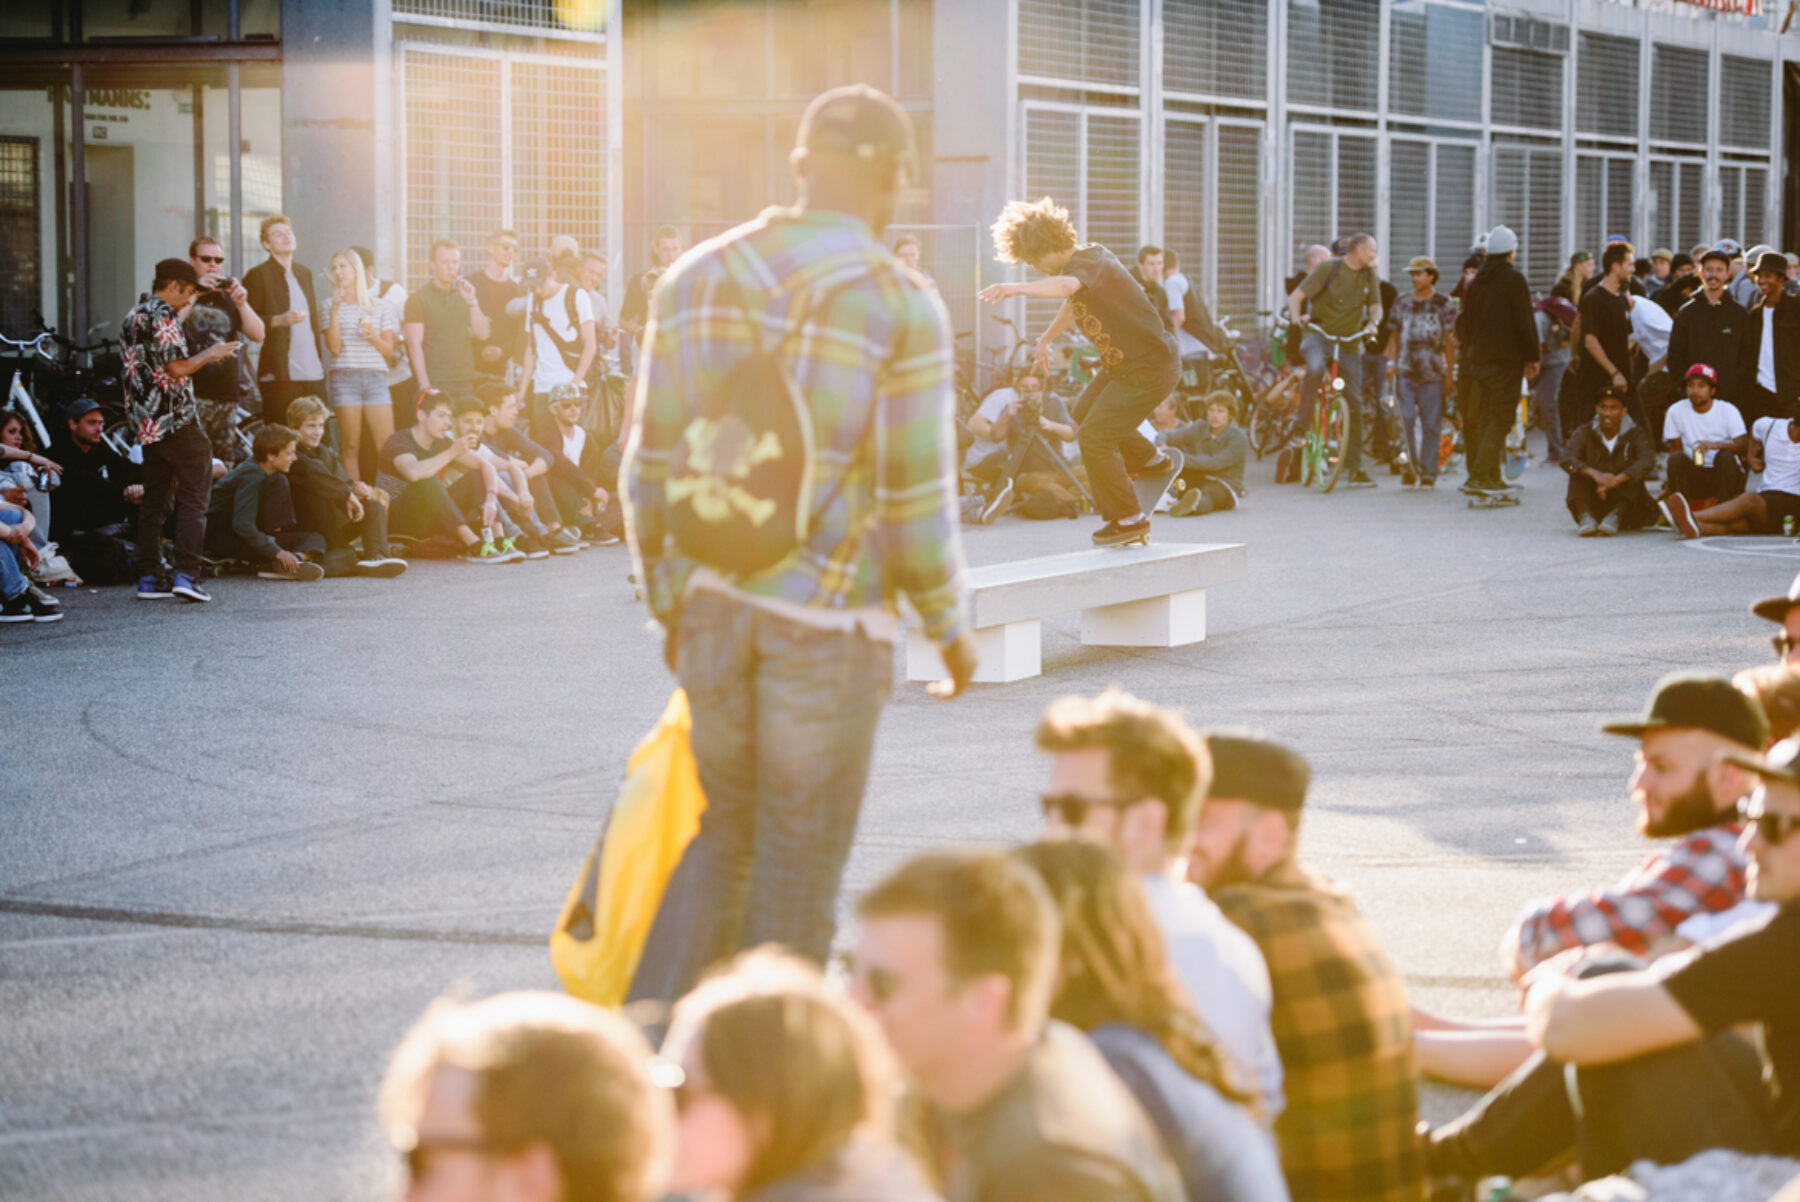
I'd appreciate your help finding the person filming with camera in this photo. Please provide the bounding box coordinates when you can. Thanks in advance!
[964,371,1077,521]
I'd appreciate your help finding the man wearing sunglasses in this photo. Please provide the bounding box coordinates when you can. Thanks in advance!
[1034,689,1281,1121]
[378,990,667,1202]
[184,237,265,466]
[1752,572,1800,669]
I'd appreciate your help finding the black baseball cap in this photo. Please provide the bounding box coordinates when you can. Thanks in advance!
[1205,731,1311,815]
[153,258,200,289]
[1600,672,1770,749]
[521,256,554,287]
[1752,571,1800,624]
[1722,738,1800,785]
[797,84,917,179]
[1700,245,1734,267]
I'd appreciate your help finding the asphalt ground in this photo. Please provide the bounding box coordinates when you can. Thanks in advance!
[5,433,1796,1200]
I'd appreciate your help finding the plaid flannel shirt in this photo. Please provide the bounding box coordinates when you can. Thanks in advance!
[1511,823,1747,974]
[623,207,968,644]
[1216,866,1423,1202]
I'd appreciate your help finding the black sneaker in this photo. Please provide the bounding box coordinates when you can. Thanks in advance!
[26,582,61,608]
[1092,518,1151,547]
[1343,471,1377,489]
[1,590,62,623]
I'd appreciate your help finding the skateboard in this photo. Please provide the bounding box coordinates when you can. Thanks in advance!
[1099,449,1184,548]
[1467,487,1521,510]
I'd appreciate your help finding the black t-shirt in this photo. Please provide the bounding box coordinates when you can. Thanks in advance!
[1578,284,1632,387]
[376,429,453,498]
[1660,903,1800,1150]
[620,269,664,331]
[488,426,548,464]
[1064,246,1178,373]
[182,289,244,403]
[467,272,525,377]
[1137,272,1175,332]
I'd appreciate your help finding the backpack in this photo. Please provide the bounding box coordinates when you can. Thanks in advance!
[665,268,877,578]
[532,286,589,373]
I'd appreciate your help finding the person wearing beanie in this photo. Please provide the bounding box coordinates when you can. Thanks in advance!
[1190,732,1422,1202]
[1455,226,1540,495]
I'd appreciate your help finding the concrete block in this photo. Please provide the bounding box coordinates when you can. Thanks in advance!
[1080,588,1208,648]
[907,619,1042,684]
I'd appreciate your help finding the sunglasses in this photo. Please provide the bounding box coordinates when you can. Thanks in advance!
[196,254,225,265]
[1039,792,1144,825]
[402,1137,494,1182]
[1741,796,1800,846]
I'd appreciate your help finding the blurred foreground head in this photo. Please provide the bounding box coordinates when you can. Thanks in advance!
[791,84,917,237]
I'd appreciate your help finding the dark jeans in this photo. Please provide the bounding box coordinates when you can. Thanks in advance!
[1396,375,1445,481]
[1464,364,1522,486]
[1534,358,1568,463]
[203,472,328,564]
[626,587,893,1008]
[1667,451,1747,504]
[388,471,485,542]
[306,495,393,574]
[1566,472,1655,528]
[1072,356,1181,521]
[136,420,213,577]
[1176,474,1237,513]
[1299,329,1365,476]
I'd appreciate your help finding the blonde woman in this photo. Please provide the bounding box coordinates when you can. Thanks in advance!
[323,248,398,483]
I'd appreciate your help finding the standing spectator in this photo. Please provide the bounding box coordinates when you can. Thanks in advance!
[49,399,141,583]
[244,214,325,428]
[1163,248,1229,359]
[468,229,525,383]
[1190,733,1424,1202]
[1134,246,1176,333]
[1573,242,1639,436]
[1739,249,1800,427]
[353,245,416,423]
[322,248,400,486]
[1286,233,1382,488]
[124,258,239,603]
[1630,287,1678,440]
[1566,389,1657,536]
[850,850,1186,1202]
[378,992,668,1202]
[1457,227,1540,495]
[893,234,938,295]
[1385,255,1454,485]
[619,224,684,343]
[183,236,265,464]
[404,240,491,400]
[283,395,406,576]
[1646,248,1674,295]
[1732,243,1774,309]
[578,250,617,359]
[203,424,326,582]
[1663,364,1748,506]
[519,255,597,437]
[623,85,974,1009]
[1668,247,1751,408]
[1533,295,1576,468]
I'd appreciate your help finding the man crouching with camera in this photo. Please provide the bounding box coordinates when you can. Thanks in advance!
[964,371,1079,522]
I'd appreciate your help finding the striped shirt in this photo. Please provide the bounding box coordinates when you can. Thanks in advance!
[327,299,397,373]
[623,206,968,644]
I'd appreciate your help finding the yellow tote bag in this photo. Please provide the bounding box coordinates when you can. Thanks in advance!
[551,689,706,1007]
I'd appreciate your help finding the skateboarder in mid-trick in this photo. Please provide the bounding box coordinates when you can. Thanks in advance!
[980,197,1182,546]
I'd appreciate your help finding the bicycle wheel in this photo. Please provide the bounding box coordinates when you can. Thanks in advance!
[1248,400,1276,459]
[1316,395,1351,493]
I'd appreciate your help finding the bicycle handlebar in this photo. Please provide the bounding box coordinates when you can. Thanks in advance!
[0,332,54,356]
[1302,322,1376,347]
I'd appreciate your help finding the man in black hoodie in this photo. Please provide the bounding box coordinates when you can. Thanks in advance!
[1668,247,1750,406]
[1740,250,1800,427]
[1456,226,1539,494]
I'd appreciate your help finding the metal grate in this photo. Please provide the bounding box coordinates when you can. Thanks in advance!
[1720,55,1772,150]
[1337,134,1377,246]
[1574,153,1634,262]
[1648,158,1704,256]
[1434,142,1477,272]
[1576,32,1638,141]
[1290,129,1331,266]
[1087,114,1141,255]
[0,137,38,340]
[1491,142,1561,291]
[1389,2,1483,124]
[394,0,605,39]
[1490,46,1561,130]
[1021,106,1081,335]
[1018,0,1140,91]
[1650,45,1708,144]
[510,58,608,270]
[401,46,505,284]
[1720,163,1769,248]
[1164,0,1266,102]
[1287,0,1379,112]
[1289,129,1375,268]
[1215,123,1261,325]
[1388,139,1432,275]
[1163,119,1208,291]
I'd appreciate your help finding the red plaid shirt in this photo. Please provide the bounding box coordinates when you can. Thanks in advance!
[1512,824,1747,974]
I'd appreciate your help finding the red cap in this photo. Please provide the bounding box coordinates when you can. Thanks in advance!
[1685,363,1717,384]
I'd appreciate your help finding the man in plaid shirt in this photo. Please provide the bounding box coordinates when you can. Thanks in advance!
[1190,732,1422,1202]
[622,85,976,1009]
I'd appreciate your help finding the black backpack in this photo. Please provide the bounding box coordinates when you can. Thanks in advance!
[666,270,876,578]
[531,286,589,373]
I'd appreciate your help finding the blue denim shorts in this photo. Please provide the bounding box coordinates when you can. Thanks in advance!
[330,369,391,408]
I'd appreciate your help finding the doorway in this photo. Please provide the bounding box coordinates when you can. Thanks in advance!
[82,144,134,340]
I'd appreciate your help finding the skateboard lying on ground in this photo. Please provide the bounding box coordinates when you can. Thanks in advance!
[1104,449,1185,547]
[1466,486,1520,510]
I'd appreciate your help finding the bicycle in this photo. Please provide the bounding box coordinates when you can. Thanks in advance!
[0,331,58,449]
[1289,323,1359,493]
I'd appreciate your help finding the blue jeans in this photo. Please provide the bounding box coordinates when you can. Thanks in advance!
[1395,376,1444,481]
[0,508,26,599]
[626,587,893,1007]
[1300,329,1364,475]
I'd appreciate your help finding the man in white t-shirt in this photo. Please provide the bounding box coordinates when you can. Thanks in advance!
[1034,689,1284,1123]
[518,256,596,439]
[1662,363,1747,506]
[1665,400,1800,537]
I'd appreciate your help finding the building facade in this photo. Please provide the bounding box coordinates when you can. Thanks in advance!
[0,0,1795,360]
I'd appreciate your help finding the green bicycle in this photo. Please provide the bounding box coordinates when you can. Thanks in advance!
[1296,323,1356,493]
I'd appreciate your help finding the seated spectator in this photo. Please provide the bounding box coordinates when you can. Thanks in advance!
[1663,364,1747,506]
[1564,388,1656,536]
[0,411,51,534]
[476,383,585,554]
[850,849,1185,1202]
[1014,839,1289,1202]
[1160,392,1248,517]
[963,373,1077,520]
[660,948,942,1202]
[378,990,667,1202]
[0,485,59,622]
[1427,737,1800,1186]
[47,399,141,584]
[450,396,539,560]
[1190,732,1423,1202]
[1033,688,1281,1119]
[376,389,518,564]
[1415,673,1768,1090]
[1665,402,1800,538]
[204,424,326,581]
[282,395,406,578]
[542,385,623,545]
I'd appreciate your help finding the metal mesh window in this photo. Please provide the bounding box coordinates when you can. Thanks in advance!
[1389,140,1431,275]
[1574,154,1633,262]
[395,0,603,38]
[1576,32,1638,140]
[1287,0,1379,112]
[1721,164,1769,247]
[1389,2,1483,124]
[1021,107,1080,333]
[777,0,896,99]
[1087,114,1141,254]
[1650,45,1707,144]
[1491,143,1561,291]
[1490,46,1562,131]
[1164,0,1266,102]
[1720,56,1772,150]
[1434,142,1476,271]
[1291,129,1331,266]
[1290,130,1375,265]
[1338,135,1377,245]
[402,47,505,283]
[1018,0,1140,90]
[1163,120,1208,289]
[510,59,607,269]
[0,137,38,339]
[1216,124,1261,323]
[1648,159,1704,256]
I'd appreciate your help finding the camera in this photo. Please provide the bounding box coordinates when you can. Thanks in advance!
[221,276,238,292]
